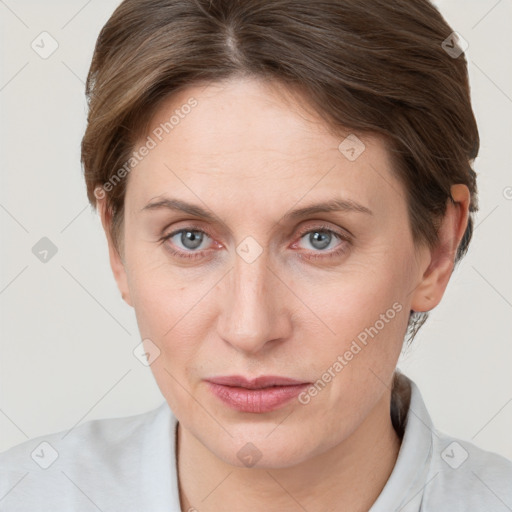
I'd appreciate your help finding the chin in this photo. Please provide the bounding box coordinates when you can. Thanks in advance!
[199,423,324,469]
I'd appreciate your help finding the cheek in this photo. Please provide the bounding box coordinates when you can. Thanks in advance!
[304,246,411,336]
[130,269,206,357]
[290,265,410,443]
[298,275,407,381]
[124,247,227,379]
[128,268,180,339]
[124,230,190,331]
[125,257,211,415]
[293,246,413,397]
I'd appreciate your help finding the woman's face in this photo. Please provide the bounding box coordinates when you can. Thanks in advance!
[110,77,432,467]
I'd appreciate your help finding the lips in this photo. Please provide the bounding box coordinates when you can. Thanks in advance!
[205,375,310,413]
[206,375,307,389]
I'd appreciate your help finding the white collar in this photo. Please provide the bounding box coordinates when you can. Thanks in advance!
[370,374,434,511]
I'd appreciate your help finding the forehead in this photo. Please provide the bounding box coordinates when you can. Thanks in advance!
[126,77,404,219]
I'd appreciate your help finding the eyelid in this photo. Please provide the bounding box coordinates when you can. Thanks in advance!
[163,224,215,241]
[160,224,220,251]
[294,222,352,242]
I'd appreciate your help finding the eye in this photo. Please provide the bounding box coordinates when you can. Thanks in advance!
[298,230,338,251]
[160,228,214,260]
[172,229,209,250]
[293,225,351,260]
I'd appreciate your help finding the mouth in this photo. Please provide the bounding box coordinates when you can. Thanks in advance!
[205,375,310,413]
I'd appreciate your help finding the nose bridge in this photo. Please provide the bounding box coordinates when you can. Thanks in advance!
[217,245,285,353]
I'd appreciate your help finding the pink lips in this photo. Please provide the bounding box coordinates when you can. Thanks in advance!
[205,375,309,413]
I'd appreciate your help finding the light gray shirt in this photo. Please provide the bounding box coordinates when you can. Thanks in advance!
[1,375,511,511]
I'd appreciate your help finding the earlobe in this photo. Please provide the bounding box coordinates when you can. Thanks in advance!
[410,184,470,313]
[97,195,133,308]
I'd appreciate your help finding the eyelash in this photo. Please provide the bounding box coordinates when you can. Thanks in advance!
[159,224,351,261]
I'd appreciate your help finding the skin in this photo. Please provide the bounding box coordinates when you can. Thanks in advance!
[97,76,469,511]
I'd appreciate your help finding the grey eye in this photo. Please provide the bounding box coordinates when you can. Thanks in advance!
[308,231,331,250]
[175,230,206,250]
[301,230,338,251]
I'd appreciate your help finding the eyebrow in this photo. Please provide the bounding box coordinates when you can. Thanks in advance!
[141,196,373,221]
[282,198,373,220]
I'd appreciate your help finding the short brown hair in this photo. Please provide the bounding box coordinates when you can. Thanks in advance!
[81,0,479,344]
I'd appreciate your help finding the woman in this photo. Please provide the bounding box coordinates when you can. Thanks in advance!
[1,0,511,510]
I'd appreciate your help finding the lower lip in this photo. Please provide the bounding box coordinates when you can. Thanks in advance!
[206,382,309,413]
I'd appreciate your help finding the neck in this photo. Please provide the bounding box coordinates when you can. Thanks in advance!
[177,389,401,512]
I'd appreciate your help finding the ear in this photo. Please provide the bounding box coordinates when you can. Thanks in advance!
[410,184,470,313]
[96,192,133,308]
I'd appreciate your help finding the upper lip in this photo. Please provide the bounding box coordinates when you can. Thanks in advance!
[206,375,309,389]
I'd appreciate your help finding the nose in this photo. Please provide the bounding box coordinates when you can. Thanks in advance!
[216,248,292,355]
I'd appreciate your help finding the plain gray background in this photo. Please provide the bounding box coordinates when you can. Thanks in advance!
[1,0,511,459]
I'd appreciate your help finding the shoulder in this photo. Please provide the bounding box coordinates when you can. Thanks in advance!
[0,403,165,471]
[423,430,512,511]
[379,373,512,512]
[0,402,176,511]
